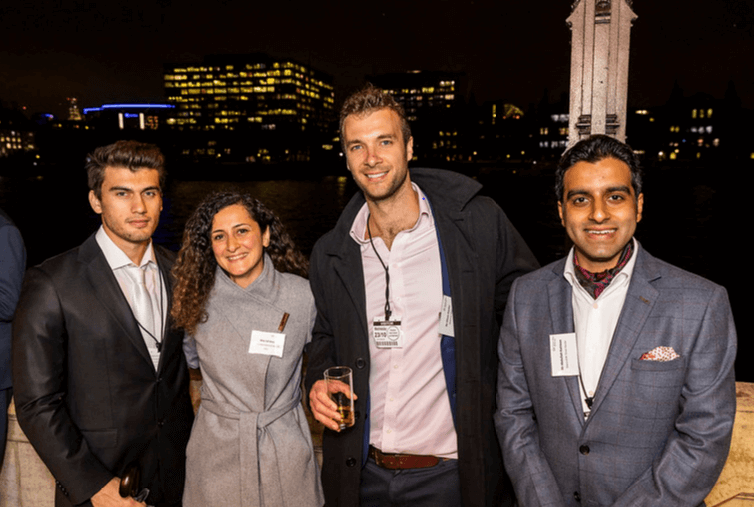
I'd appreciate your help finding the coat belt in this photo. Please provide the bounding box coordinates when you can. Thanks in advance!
[200,388,301,507]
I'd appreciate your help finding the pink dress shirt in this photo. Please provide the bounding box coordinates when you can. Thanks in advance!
[349,184,458,459]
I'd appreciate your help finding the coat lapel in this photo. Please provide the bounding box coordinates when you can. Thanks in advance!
[546,263,585,424]
[154,247,174,373]
[589,248,660,416]
[80,235,153,366]
[331,241,369,341]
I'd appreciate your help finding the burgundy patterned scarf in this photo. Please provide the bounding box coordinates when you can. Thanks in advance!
[573,240,634,299]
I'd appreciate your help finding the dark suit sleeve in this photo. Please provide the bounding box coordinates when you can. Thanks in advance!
[0,221,25,323]
[610,284,737,507]
[1,220,26,391]
[12,267,113,505]
[303,244,336,396]
[495,278,567,507]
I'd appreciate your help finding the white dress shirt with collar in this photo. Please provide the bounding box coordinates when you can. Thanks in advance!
[563,238,639,417]
[95,226,166,370]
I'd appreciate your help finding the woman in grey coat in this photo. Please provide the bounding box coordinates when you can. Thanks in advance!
[171,191,324,507]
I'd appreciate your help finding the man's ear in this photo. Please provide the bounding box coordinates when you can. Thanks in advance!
[89,190,102,215]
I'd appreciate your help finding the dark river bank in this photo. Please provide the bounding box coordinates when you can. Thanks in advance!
[1,161,749,381]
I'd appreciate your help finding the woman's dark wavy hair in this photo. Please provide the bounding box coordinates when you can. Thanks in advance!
[171,190,308,335]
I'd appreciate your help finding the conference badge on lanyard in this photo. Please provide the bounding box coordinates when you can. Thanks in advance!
[373,317,403,348]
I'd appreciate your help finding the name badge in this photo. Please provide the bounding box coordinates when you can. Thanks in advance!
[248,330,286,357]
[438,295,455,337]
[373,318,403,348]
[550,333,578,376]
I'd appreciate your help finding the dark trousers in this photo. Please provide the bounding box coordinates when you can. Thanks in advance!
[359,457,461,507]
[0,388,11,472]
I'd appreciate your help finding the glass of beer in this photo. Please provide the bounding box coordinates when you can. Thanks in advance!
[324,366,355,430]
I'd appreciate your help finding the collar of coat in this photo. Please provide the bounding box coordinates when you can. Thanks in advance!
[323,167,483,258]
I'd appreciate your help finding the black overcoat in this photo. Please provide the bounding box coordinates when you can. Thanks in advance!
[304,168,539,507]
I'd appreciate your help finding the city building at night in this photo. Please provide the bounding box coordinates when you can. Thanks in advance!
[82,103,174,131]
[0,107,35,158]
[163,54,336,163]
[368,71,464,162]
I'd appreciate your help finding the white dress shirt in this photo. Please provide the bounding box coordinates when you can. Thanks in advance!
[96,226,166,370]
[563,238,638,417]
[350,184,458,458]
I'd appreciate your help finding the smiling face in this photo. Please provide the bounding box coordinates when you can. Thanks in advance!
[342,108,414,205]
[211,203,271,288]
[88,166,162,263]
[558,157,644,273]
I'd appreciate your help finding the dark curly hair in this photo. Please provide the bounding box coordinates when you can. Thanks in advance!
[171,190,309,335]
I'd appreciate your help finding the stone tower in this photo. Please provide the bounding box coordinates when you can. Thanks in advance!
[567,0,637,146]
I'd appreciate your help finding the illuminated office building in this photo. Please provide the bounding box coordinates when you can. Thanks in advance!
[164,54,335,162]
[67,97,84,122]
[0,107,35,158]
[82,103,174,130]
[369,71,463,162]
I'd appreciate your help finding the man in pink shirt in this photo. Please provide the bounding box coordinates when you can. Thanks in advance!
[305,84,538,507]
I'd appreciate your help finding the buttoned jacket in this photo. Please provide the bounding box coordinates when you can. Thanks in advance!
[305,167,539,507]
[13,233,193,507]
[495,245,737,507]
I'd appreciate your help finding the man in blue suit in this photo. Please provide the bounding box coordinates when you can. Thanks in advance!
[0,208,25,471]
[495,134,736,506]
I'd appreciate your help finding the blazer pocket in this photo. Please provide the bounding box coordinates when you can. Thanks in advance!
[630,356,685,372]
[80,428,118,449]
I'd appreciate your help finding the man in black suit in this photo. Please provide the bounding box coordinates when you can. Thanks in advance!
[12,141,193,507]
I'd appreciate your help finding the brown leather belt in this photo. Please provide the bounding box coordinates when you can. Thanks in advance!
[368,445,450,469]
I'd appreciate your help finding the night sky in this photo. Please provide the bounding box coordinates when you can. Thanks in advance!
[1,0,752,118]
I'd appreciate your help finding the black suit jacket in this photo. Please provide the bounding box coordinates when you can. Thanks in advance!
[12,233,194,507]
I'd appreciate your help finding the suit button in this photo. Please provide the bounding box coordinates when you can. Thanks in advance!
[158,419,165,427]
[354,411,360,420]
[356,358,366,369]
[579,445,590,455]
[346,457,356,467]
[574,491,581,502]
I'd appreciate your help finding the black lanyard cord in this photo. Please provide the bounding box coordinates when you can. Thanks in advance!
[366,214,392,321]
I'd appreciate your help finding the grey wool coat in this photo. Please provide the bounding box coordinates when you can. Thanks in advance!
[183,255,324,507]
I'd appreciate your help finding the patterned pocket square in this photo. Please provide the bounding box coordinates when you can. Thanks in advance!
[639,346,680,362]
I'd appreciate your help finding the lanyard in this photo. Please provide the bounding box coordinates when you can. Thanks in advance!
[366,214,392,321]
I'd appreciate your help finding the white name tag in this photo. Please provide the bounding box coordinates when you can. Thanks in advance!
[248,330,286,357]
[373,318,403,348]
[438,295,455,337]
[550,333,579,376]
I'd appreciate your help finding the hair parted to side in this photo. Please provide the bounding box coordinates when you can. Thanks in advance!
[171,190,309,335]
[339,83,412,151]
[86,140,166,199]
[555,134,643,201]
